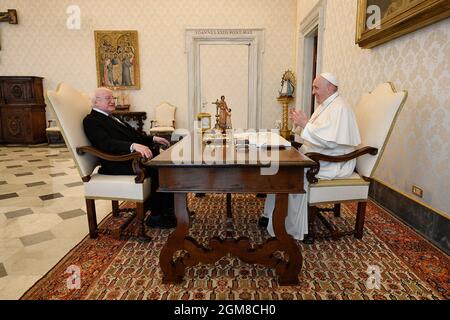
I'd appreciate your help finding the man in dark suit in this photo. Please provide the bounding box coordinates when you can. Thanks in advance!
[83,87,175,228]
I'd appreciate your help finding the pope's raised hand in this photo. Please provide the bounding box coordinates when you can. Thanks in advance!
[290,109,309,128]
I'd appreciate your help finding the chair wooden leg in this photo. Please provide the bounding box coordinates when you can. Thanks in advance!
[112,200,120,217]
[226,193,232,219]
[355,201,366,239]
[86,198,98,238]
[333,203,341,217]
[136,202,151,241]
[303,205,317,244]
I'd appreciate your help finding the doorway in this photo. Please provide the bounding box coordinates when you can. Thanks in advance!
[296,0,326,117]
[200,44,249,130]
[185,28,265,130]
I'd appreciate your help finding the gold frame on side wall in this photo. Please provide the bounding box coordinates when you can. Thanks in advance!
[356,0,450,49]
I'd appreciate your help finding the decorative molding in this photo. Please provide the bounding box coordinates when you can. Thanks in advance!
[185,28,265,130]
[296,0,327,116]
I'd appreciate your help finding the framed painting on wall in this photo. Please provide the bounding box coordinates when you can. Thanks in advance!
[94,30,140,90]
[356,0,450,49]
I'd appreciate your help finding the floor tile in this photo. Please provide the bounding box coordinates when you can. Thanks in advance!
[4,208,33,219]
[25,182,46,188]
[0,276,41,300]
[58,209,86,220]
[39,193,64,201]
[20,231,56,247]
[65,182,83,188]
[49,173,67,177]
[0,263,7,278]
[14,172,33,177]
[37,165,53,169]
[0,213,63,238]
[0,193,19,201]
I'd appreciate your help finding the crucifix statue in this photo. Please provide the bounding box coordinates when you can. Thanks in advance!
[0,9,18,24]
[212,95,232,132]
[0,9,18,50]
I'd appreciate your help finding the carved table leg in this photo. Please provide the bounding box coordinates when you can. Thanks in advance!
[160,193,190,283]
[272,193,302,285]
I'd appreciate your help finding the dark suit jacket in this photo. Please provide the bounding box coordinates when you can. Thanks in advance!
[83,109,156,175]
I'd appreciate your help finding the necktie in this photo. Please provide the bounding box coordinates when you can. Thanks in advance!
[109,115,126,127]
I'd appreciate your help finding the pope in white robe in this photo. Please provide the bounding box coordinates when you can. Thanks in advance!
[262,72,361,240]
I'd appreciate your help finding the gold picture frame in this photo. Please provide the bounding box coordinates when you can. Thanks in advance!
[94,30,140,90]
[356,0,450,49]
[197,112,212,132]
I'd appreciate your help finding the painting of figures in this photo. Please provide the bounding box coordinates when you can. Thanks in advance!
[95,30,140,90]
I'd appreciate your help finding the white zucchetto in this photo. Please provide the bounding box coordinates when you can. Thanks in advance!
[320,72,339,87]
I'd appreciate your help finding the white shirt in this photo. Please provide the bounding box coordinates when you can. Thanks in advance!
[92,107,110,117]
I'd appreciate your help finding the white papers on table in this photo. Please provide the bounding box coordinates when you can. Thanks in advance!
[233,132,291,148]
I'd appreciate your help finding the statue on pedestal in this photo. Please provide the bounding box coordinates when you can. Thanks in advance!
[213,95,232,132]
[277,70,296,139]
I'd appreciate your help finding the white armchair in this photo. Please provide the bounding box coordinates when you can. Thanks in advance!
[46,83,151,240]
[304,82,408,243]
[148,102,176,136]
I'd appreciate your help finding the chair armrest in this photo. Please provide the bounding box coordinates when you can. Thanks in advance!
[76,146,141,161]
[76,146,147,183]
[305,146,378,163]
[305,146,378,184]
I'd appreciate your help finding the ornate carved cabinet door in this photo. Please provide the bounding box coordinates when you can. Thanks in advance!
[0,76,46,144]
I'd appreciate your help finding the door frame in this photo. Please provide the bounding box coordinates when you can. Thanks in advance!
[296,0,327,116]
[185,28,265,130]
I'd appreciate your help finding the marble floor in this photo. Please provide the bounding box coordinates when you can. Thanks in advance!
[0,146,112,299]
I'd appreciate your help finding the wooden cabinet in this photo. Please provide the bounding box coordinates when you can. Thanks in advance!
[0,76,47,144]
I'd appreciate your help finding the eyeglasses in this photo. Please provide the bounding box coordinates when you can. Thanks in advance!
[97,96,115,101]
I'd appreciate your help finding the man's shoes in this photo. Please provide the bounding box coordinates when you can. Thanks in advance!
[258,216,269,228]
[145,214,176,229]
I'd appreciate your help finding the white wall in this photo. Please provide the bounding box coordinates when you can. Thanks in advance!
[0,0,297,130]
[297,0,450,215]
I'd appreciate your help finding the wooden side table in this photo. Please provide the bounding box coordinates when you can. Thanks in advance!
[112,111,147,135]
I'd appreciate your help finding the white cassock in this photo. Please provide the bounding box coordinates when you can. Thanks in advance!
[263,92,361,240]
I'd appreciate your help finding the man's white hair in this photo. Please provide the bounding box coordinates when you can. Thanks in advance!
[91,87,113,105]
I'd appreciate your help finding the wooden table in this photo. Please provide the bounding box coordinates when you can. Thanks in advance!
[146,134,316,285]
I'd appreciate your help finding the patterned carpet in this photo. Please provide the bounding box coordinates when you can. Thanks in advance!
[21,194,449,300]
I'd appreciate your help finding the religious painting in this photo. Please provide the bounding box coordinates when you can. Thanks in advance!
[356,0,450,48]
[0,9,18,50]
[94,30,140,90]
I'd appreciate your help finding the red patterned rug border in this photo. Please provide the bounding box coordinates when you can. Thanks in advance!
[20,211,127,300]
[352,201,449,299]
